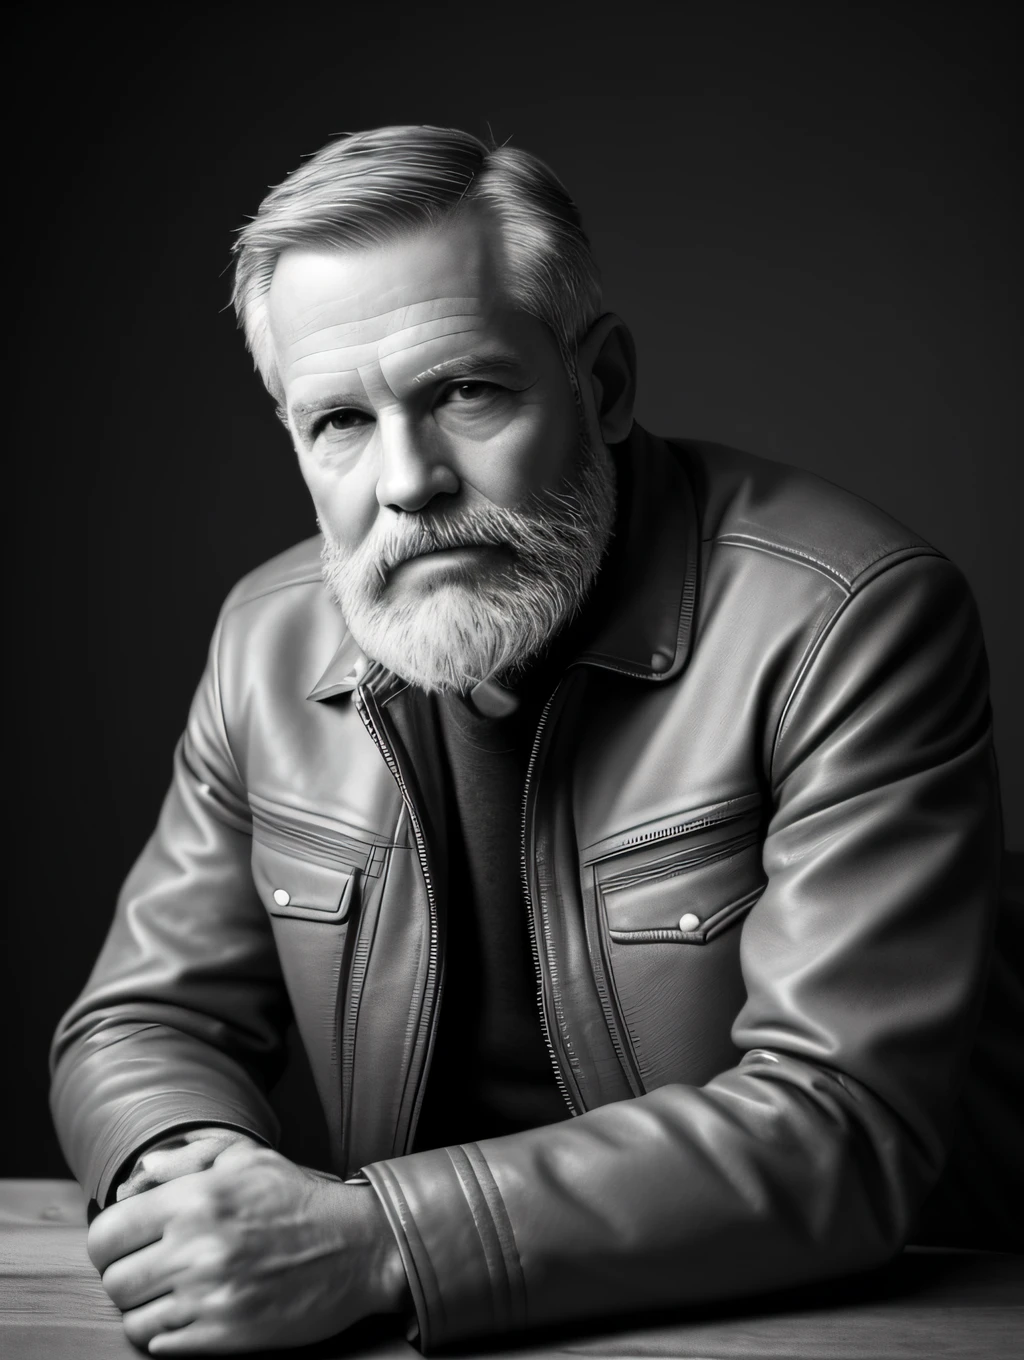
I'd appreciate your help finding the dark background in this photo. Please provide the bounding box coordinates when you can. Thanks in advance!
[4,1,1020,1178]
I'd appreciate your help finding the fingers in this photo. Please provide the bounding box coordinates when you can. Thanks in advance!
[88,1171,206,1273]
[124,1281,244,1355]
[210,1137,266,1170]
[117,1129,259,1201]
[148,1320,238,1354]
[101,1238,181,1311]
[117,1142,215,1200]
[121,1291,195,1351]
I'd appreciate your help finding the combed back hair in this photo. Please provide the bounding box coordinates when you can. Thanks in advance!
[231,125,603,400]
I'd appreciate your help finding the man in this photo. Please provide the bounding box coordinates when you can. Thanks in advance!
[51,125,1016,1355]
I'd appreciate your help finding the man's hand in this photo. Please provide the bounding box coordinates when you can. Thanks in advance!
[88,1141,410,1354]
[115,1127,261,1201]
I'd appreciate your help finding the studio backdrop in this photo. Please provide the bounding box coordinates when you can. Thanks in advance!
[6,0,1020,1179]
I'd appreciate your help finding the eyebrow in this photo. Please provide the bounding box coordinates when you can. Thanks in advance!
[291,391,365,421]
[407,351,529,387]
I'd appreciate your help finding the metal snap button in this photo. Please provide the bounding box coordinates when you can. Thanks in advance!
[677,912,700,932]
[273,889,291,907]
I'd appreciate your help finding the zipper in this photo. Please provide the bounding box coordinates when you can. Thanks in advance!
[352,685,442,1154]
[340,905,375,1157]
[608,807,753,856]
[520,682,580,1117]
[250,805,374,874]
[600,828,760,894]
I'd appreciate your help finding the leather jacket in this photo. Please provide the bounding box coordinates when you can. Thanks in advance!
[51,428,1013,1350]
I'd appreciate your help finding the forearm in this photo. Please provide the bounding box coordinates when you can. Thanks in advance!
[366,1051,932,1350]
[51,1020,282,1209]
[89,1144,414,1353]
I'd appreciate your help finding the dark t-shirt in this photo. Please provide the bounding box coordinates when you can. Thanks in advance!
[411,677,571,1150]
[410,460,633,1152]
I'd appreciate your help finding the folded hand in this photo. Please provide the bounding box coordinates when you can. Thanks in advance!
[88,1141,408,1353]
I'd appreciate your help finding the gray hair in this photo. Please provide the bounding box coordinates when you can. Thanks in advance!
[231,125,603,399]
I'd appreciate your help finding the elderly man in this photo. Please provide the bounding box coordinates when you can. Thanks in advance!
[51,125,1015,1355]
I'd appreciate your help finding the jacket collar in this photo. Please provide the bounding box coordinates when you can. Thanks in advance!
[572,424,699,682]
[308,423,699,702]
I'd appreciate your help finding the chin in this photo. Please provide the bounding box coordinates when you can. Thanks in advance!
[345,581,556,695]
[390,557,512,603]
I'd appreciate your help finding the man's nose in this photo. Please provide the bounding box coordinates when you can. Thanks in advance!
[375,417,459,512]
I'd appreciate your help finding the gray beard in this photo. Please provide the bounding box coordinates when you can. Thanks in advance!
[319,436,617,695]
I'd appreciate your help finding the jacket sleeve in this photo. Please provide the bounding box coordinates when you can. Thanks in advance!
[49,600,289,1213]
[363,553,1004,1351]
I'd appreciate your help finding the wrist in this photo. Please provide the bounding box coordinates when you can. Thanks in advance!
[350,1184,413,1316]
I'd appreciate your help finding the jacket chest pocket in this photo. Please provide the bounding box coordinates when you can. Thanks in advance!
[248,800,393,1168]
[583,795,766,1090]
[249,799,389,924]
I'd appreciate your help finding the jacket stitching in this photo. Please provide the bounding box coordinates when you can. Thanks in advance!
[847,543,944,590]
[444,1146,518,1330]
[716,534,853,590]
[461,1143,528,1327]
[769,549,941,773]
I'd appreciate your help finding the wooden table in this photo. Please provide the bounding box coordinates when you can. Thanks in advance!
[2,1180,1021,1358]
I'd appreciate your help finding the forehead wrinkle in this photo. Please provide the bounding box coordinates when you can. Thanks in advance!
[284,329,484,388]
[286,342,383,381]
[290,315,483,368]
[376,317,486,362]
[282,295,485,348]
[288,327,485,386]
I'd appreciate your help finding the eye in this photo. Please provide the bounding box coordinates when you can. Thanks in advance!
[322,408,372,432]
[308,407,374,444]
[445,380,500,402]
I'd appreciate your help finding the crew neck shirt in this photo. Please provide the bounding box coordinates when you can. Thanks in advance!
[410,678,571,1150]
[409,449,632,1152]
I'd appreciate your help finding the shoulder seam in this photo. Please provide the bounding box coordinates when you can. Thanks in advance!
[769,548,947,771]
[714,533,853,591]
[714,534,940,594]
[848,542,946,591]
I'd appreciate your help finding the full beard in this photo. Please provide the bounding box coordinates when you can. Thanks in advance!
[319,435,617,695]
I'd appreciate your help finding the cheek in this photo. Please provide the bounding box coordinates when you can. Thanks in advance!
[298,454,379,551]
[461,399,578,508]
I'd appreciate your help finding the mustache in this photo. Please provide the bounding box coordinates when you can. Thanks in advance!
[362,509,518,574]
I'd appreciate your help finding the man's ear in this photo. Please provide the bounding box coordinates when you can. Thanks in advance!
[575,313,637,445]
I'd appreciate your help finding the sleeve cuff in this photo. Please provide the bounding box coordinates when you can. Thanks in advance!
[363,1142,527,1352]
[91,1095,279,1209]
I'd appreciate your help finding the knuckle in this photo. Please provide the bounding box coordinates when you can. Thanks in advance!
[178,1178,216,1216]
[189,1231,234,1278]
[215,1139,264,1170]
[100,1264,127,1308]
[121,1309,153,1344]
[204,1281,242,1321]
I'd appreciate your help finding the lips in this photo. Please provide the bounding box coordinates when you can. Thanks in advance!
[393,541,492,567]
[379,543,510,588]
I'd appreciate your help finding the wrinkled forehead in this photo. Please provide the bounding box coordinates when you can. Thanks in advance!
[265,220,516,383]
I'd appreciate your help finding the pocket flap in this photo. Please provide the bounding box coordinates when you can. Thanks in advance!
[607,884,764,944]
[252,842,356,922]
